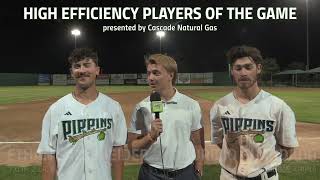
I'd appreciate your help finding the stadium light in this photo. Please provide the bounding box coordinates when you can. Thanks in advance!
[71,29,81,49]
[156,31,165,53]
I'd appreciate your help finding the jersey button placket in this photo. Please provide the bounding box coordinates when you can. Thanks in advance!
[84,106,90,117]
[238,135,249,176]
[242,152,248,160]
[83,106,91,178]
[241,135,247,146]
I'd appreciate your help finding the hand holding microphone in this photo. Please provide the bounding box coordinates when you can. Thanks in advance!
[150,91,163,140]
[150,119,162,140]
[150,91,166,174]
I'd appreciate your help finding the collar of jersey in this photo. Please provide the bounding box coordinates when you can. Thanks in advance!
[232,89,263,105]
[70,92,101,106]
[162,88,180,104]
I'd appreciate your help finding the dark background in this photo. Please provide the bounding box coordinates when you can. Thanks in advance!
[1,0,319,74]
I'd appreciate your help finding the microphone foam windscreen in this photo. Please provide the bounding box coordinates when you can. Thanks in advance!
[150,91,163,113]
[150,91,161,101]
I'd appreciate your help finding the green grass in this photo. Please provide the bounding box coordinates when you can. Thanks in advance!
[0,166,40,180]
[195,88,320,123]
[0,85,224,105]
[0,86,149,104]
[270,91,320,123]
[0,161,319,180]
[278,160,320,180]
[1,86,319,123]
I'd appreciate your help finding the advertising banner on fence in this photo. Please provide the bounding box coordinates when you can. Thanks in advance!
[124,74,137,79]
[96,74,109,85]
[110,74,124,80]
[110,79,124,85]
[177,73,190,84]
[190,73,204,84]
[203,72,214,84]
[124,79,137,85]
[137,78,148,85]
[137,73,147,79]
[38,74,50,85]
[52,74,67,85]
[67,74,75,85]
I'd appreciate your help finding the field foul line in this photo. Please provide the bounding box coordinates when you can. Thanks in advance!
[0,137,319,144]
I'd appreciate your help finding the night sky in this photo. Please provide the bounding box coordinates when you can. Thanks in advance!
[1,0,319,74]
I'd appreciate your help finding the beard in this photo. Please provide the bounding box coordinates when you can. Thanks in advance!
[77,81,94,91]
[236,76,258,89]
[75,74,95,90]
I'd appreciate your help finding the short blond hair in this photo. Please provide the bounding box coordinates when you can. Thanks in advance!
[145,54,178,85]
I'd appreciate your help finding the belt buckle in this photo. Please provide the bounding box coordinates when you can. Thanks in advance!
[236,177,246,180]
[152,167,176,178]
[248,175,262,180]
[236,175,261,180]
[166,170,176,178]
[150,166,164,175]
[267,169,277,178]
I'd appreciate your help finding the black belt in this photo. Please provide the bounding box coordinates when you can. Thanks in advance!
[223,168,277,180]
[143,163,192,178]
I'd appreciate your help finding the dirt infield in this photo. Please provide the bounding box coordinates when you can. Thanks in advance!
[0,89,319,166]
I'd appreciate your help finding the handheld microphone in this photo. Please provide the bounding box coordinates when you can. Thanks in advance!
[150,91,163,119]
[150,91,166,178]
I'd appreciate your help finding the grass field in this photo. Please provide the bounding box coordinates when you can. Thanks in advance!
[0,86,148,104]
[195,88,320,123]
[0,160,319,180]
[0,85,214,105]
[1,86,319,123]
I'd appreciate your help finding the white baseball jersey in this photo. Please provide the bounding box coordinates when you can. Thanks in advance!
[210,90,298,177]
[129,89,202,170]
[37,92,127,180]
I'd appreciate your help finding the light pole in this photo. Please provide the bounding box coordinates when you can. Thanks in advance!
[71,29,81,49]
[306,0,310,70]
[156,31,165,53]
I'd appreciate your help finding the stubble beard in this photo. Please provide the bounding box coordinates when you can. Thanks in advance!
[76,78,95,91]
[237,77,257,90]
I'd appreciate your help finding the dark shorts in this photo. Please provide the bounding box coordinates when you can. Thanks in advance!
[138,163,200,180]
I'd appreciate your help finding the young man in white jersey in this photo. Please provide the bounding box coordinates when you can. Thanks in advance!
[37,48,127,180]
[210,45,299,180]
[127,54,204,180]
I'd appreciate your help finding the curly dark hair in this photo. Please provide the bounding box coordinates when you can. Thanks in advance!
[226,45,263,65]
[68,48,98,66]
